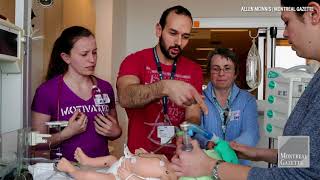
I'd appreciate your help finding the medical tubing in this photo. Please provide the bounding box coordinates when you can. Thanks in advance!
[186,123,239,164]
[188,123,214,140]
[283,65,313,74]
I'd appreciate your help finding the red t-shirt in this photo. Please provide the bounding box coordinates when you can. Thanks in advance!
[118,48,203,158]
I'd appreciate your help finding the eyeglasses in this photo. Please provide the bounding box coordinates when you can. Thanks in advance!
[211,65,235,74]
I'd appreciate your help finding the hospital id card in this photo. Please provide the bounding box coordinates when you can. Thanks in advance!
[94,93,110,105]
[157,126,175,145]
[230,110,241,121]
[94,94,104,105]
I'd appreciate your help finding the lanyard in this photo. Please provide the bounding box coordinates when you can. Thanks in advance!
[222,107,230,139]
[214,101,229,139]
[153,47,177,115]
[212,89,231,139]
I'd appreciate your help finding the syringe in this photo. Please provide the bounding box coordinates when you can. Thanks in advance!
[179,122,193,151]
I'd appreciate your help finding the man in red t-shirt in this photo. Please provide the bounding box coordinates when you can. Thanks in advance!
[117,5,208,159]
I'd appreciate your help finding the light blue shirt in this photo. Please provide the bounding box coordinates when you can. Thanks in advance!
[195,82,259,165]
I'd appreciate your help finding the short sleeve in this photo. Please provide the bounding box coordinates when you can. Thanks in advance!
[107,84,116,109]
[192,64,204,94]
[31,86,54,116]
[117,53,144,80]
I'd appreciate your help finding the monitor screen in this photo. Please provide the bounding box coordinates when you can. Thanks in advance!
[0,28,18,57]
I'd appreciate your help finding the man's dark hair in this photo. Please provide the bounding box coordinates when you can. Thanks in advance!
[159,5,193,29]
[281,0,320,16]
[207,48,239,75]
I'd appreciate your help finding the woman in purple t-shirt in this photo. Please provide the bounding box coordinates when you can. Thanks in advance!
[31,26,122,161]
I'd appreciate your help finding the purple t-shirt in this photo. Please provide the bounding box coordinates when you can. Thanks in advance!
[31,75,115,161]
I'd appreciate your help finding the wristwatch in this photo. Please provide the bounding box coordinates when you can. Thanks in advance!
[211,160,225,180]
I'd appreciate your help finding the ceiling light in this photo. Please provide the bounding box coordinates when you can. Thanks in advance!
[196,58,208,61]
[210,29,249,32]
[195,48,215,51]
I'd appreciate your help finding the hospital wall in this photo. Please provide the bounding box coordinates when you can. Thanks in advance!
[0,0,15,23]
[125,0,280,54]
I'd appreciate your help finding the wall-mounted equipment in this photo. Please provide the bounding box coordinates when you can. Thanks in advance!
[0,19,23,73]
[264,66,313,138]
[38,0,54,7]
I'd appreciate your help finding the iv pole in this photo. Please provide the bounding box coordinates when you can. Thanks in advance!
[16,0,33,177]
[268,26,277,168]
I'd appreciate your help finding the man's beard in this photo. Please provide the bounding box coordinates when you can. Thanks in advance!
[159,36,182,60]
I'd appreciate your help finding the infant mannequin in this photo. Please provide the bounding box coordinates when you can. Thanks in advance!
[56,145,177,180]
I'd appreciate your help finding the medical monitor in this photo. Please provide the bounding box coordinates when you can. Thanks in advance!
[0,19,22,62]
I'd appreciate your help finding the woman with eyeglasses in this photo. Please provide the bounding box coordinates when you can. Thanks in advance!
[195,48,259,165]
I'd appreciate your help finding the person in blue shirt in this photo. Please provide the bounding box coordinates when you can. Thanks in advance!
[196,48,259,165]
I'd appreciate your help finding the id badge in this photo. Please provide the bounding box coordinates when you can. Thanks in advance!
[230,110,241,121]
[94,94,104,105]
[103,94,110,103]
[157,126,175,145]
